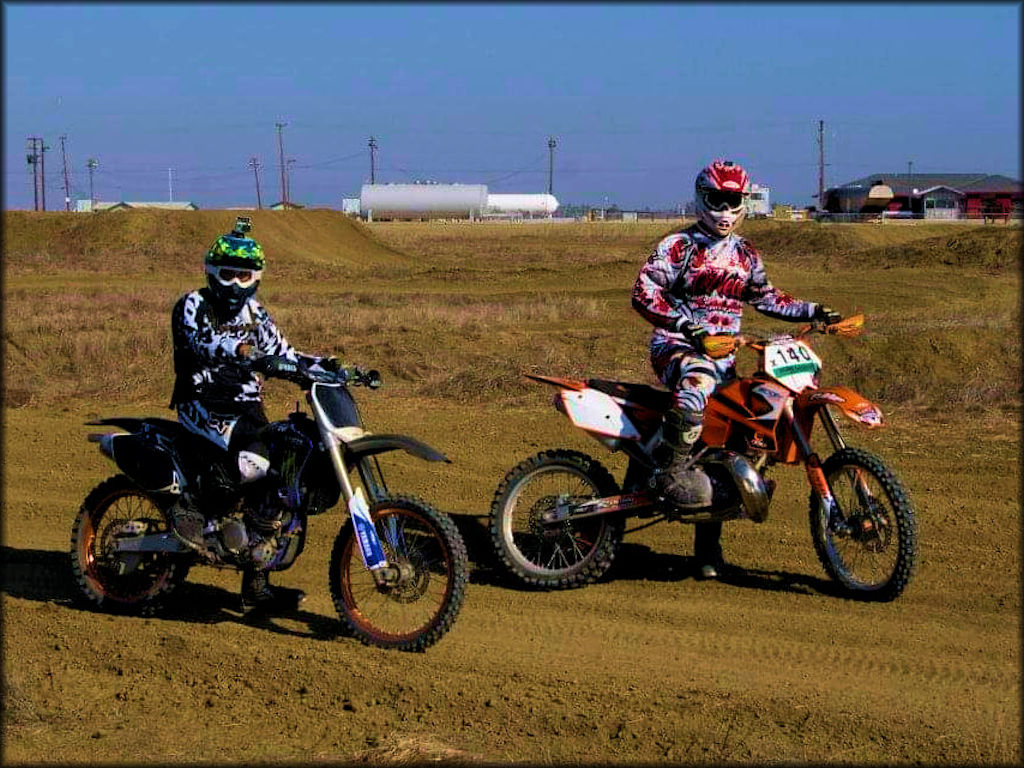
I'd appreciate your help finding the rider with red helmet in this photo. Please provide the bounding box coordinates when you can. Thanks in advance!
[632,160,840,579]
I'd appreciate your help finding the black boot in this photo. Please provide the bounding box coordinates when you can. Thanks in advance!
[694,521,725,579]
[168,493,209,554]
[240,568,305,616]
[658,409,713,509]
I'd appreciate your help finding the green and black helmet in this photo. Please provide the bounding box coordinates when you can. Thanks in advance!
[203,229,266,313]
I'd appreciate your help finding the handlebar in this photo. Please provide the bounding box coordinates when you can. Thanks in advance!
[702,314,865,359]
[249,354,382,390]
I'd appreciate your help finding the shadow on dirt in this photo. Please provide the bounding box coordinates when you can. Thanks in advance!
[0,545,347,642]
[450,528,842,598]
[612,542,840,597]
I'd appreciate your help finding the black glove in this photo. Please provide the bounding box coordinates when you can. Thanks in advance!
[318,356,342,373]
[813,305,842,325]
[676,320,710,353]
[250,355,298,376]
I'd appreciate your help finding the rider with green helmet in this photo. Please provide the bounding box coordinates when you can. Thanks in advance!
[168,218,338,615]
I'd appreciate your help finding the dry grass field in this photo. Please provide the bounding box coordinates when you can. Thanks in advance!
[2,210,1020,764]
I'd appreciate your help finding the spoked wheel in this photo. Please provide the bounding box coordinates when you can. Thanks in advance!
[489,450,623,589]
[810,447,917,601]
[70,475,190,613]
[329,496,467,652]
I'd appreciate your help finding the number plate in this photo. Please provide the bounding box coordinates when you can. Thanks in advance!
[763,339,821,392]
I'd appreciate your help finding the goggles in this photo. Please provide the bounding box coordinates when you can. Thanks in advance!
[702,189,746,212]
[207,264,262,288]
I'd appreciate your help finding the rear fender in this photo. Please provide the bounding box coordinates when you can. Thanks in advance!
[797,386,884,428]
[558,388,641,441]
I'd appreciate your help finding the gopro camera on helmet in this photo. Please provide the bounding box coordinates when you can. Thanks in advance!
[232,216,253,237]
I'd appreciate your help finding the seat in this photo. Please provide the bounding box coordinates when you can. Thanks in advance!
[587,379,675,412]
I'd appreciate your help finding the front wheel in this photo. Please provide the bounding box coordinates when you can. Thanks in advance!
[809,447,916,601]
[70,475,190,613]
[329,496,467,652]
[489,450,624,589]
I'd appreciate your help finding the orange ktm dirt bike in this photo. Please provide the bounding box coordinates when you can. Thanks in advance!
[71,357,468,651]
[489,315,916,602]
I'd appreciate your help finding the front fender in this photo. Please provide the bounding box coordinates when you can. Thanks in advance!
[344,433,450,463]
[797,386,884,428]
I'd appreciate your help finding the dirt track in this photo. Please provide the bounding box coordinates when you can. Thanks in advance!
[3,398,1019,764]
[2,213,1020,764]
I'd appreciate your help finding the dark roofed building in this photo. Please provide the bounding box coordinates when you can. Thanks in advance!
[822,173,1021,220]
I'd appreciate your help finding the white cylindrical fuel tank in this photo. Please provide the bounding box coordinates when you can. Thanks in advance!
[486,193,560,215]
[360,183,489,219]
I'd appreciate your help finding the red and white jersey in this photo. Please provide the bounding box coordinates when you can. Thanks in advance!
[632,224,816,346]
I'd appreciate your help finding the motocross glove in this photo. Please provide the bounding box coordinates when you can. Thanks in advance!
[250,355,298,376]
[675,319,710,354]
[813,305,842,325]
[317,356,342,373]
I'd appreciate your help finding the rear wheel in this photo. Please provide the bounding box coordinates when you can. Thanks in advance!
[70,475,190,613]
[809,448,916,601]
[489,450,623,588]
[329,496,467,652]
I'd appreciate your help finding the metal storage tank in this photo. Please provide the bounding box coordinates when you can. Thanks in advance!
[360,183,488,219]
[486,193,560,215]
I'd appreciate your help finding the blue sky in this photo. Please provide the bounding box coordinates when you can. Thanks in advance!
[4,2,1020,210]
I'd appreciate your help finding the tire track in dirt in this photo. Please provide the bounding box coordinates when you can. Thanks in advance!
[465,583,1011,694]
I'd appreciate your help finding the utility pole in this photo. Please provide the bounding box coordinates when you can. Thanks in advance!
[168,168,174,202]
[547,136,557,195]
[285,158,295,205]
[907,160,914,214]
[26,137,41,211]
[368,136,378,184]
[60,135,71,211]
[817,119,825,210]
[275,122,288,205]
[40,140,49,211]
[249,156,263,209]
[87,158,98,206]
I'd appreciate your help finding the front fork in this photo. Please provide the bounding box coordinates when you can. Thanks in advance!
[786,403,847,534]
[317,425,397,585]
[790,403,876,536]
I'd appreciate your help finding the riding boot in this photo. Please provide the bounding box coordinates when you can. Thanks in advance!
[694,521,725,579]
[240,567,306,616]
[658,408,713,509]
[168,492,209,553]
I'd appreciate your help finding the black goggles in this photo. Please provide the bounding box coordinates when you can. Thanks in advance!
[702,189,746,211]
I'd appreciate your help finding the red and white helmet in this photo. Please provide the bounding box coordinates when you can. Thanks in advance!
[694,159,751,237]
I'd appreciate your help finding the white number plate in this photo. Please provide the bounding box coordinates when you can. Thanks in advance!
[764,340,821,392]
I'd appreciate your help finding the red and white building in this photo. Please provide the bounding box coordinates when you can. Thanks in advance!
[821,173,1022,220]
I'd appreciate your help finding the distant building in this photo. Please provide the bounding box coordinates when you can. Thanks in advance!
[78,200,199,212]
[745,183,771,218]
[268,201,304,210]
[821,173,1022,220]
